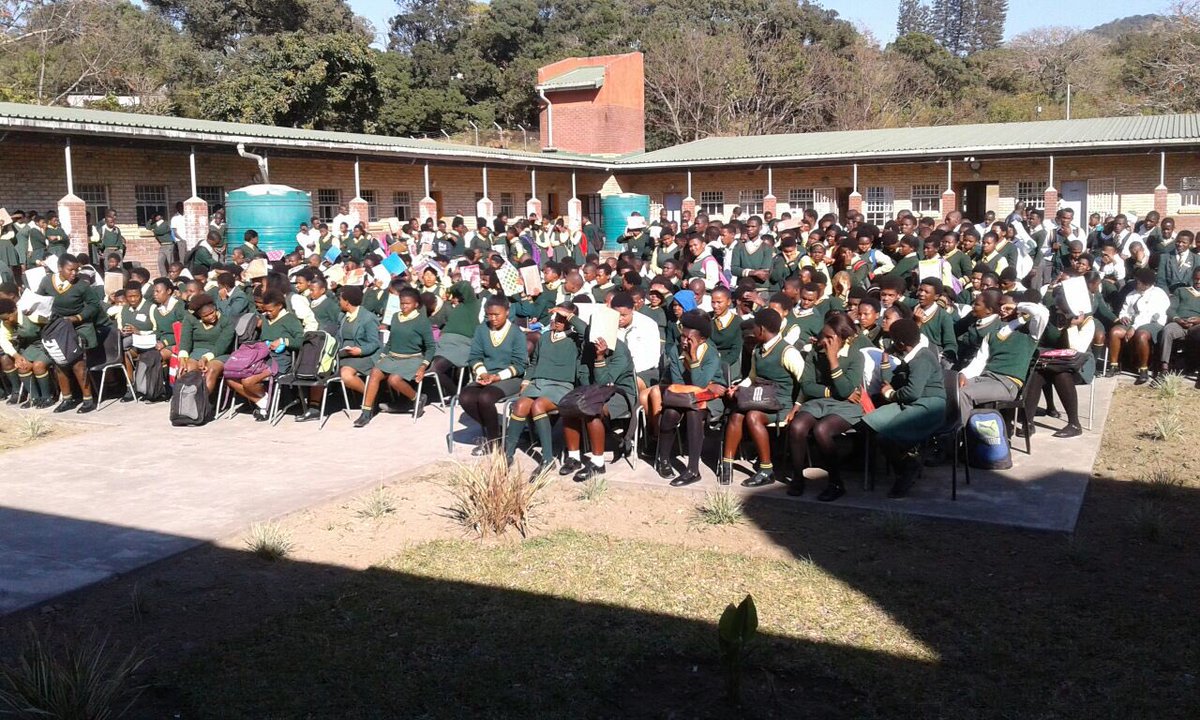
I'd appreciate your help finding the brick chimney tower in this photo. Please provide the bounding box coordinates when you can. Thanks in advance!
[536,52,645,156]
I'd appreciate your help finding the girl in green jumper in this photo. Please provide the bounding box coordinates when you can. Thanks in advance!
[429,280,481,398]
[178,293,236,395]
[225,290,303,421]
[356,288,433,427]
[459,296,528,454]
[36,256,99,413]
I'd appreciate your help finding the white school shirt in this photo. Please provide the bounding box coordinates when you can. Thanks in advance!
[619,312,662,374]
[1118,286,1170,328]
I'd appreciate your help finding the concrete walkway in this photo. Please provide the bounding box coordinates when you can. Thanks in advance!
[0,375,1116,614]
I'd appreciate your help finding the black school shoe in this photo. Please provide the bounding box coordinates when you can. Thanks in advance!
[76,398,96,414]
[529,461,555,483]
[5,393,20,406]
[742,469,775,488]
[670,470,702,487]
[654,459,675,479]
[1053,424,1083,439]
[353,410,374,428]
[295,407,321,423]
[252,408,270,422]
[786,477,805,496]
[1134,369,1151,385]
[817,481,845,502]
[53,397,80,413]
[559,457,584,476]
[574,463,605,483]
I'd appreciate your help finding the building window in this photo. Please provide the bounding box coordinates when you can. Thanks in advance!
[788,189,814,212]
[1016,180,1047,211]
[911,184,941,216]
[1182,177,1200,207]
[134,185,168,226]
[1086,178,1117,218]
[317,189,341,223]
[361,189,378,221]
[582,193,602,229]
[392,191,412,220]
[197,185,225,209]
[864,186,894,226]
[699,191,724,218]
[738,189,765,216]
[75,184,109,225]
[499,192,514,219]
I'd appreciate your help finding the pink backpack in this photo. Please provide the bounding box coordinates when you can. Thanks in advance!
[223,341,277,380]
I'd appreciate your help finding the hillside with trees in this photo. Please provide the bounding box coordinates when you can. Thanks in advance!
[0,0,1193,149]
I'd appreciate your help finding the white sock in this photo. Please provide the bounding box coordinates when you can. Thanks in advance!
[255,396,269,409]
[589,453,605,467]
[567,450,580,460]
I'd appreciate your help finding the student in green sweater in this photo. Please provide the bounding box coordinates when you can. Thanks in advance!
[654,309,727,488]
[36,256,101,412]
[731,216,773,291]
[504,304,583,473]
[913,277,958,365]
[178,293,236,395]
[97,212,125,260]
[0,294,55,408]
[147,211,176,276]
[307,275,342,333]
[150,278,186,361]
[25,213,48,266]
[956,288,1046,426]
[458,296,529,453]
[769,236,804,292]
[1158,266,1200,379]
[354,287,426,427]
[709,286,743,380]
[225,289,303,421]
[428,280,481,398]
[44,213,70,258]
[558,328,639,483]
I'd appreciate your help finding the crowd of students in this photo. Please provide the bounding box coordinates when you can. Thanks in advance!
[1,197,1197,500]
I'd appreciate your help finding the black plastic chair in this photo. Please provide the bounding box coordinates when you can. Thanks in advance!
[974,352,1039,456]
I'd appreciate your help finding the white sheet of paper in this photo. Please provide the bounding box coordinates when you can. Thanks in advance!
[18,290,53,321]
[1061,275,1092,316]
[23,266,47,292]
[42,254,58,274]
[588,305,620,349]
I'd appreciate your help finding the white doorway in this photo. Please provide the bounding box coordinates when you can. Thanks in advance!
[1060,181,1087,220]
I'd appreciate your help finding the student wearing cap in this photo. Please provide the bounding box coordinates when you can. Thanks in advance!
[351,286,426,426]
[178,292,236,395]
[457,296,528,453]
[654,308,727,487]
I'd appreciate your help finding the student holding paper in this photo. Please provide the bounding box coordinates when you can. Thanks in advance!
[0,297,55,407]
[459,296,528,455]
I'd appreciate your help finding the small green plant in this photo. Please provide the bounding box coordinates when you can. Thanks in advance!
[718,594,758,705]
[1129,500,1171,543]
[0,626,146,720]
[244,521,294,560]
[448,448,548,537]
[1151,410,1184,441]
[354,486,397,519]
[1137,466,1184,497]
[577,474,608,503]
[872,511,912,539]
[20,415,50,442]
[696,491,744,526]
[1152,371,1186,401]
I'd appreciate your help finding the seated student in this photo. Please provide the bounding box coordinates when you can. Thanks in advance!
[149,277,186,363]
[0,297,55,408]
[979,232,1010,275]
[720,308,805,487]
[266,271,318,333]
[1022,295,1095,440]
[428,279,481,397]
[1157,230,1197,292]
[786,312,871,501]
[890,234,921,283]
[216,271,251,318]
[343,224,375,264]
[459,296,529,455]
[913,277,958,365]
[654,309,727,487]
[785,283,825,350]
[1159,266,1200,381]
[855,296,884,347]
[709,286,743,381]
[1107,267,1171,383]
[307,274,342,333]
[191,231,225,276]
[559,325,640,484]
[240,229,267,261]
[589,264,616,303]
[503,304,583,475]
[955,289,1047,425]
[178,293,235,395]
[225,290,302,421]
[940,231,973,279]
[35,255,100,413]
[353,287,425,427]
[116,281,157,401]
[512,261,558,326]
[769,235,804,292]
[864,318,947,498]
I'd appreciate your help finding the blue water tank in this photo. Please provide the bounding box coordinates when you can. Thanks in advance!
[600,193,651,237]
[224,184,312,252]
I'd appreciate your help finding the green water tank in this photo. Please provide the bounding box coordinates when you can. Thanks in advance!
[600,193,651,238]
[224,184,312,252]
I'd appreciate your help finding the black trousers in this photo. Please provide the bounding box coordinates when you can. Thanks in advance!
[656,407,704,473]
[459,383,507,440]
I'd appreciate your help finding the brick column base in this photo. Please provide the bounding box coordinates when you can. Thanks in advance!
[57,194,88,255]
[1044,188,1058,218]
[763,194,777,218]
[183,197,209,252]
[1155,185,1169,216]
[567,197,583,232]
[682,196,697,223]
[940,190,957,220]
[848,191,863,217]
[419,196,438,223]
[349,197,370,228]
[476,197,494,225]
[526,197,542,220]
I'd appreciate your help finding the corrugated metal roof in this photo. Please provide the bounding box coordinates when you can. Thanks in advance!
[537,66,606,92]
[0,101,610,168]
[614,114,1200,168]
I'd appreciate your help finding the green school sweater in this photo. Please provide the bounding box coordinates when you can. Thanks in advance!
[26,226,47,262]
[665,339,723,387]
[260,310,304,349]
[769,254,802,291]
[1168,287,1200,321]
[147,219,173,246]
[891,253,919,281]
[959,317,1036,383]
[468,321,528,377]
[710,310,743,378]
[916,304,958,362]
[45,226,69,255]
[241,243,267,261]
[880,346,945,405]
[309,294,342,332]
[732,242,773,289]
[191,245,218,274]
[97,225,124,252]
[119,299,156,334]
[151,299,187,346]
[789,307,825,349]
[13,222,29,264]
[799,334,869,401]
[749,335,803,405]
[36,274,105,349]
[579,337,638,404]
[380,311,430,361]
[527,330,581,383]
[344,235,376,264]
[943,249,973,278]
[179,312,235,358]
[219,287,252,318]
[639,306,668,344]
[361,287,388,319]
[441,282,481,339]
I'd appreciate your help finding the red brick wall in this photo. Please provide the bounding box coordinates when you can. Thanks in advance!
[538,52,645,156]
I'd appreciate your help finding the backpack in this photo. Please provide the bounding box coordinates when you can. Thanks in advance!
[966,409,1013,470]
[232,313,259,345]
[294,331,338,380]
[169,370,211,426]
[134,351,167,401]
[223,341,275,380]
[40,317,84,367]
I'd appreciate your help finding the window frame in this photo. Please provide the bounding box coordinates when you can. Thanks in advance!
[1016,180,1047,211]
[75,184,109,226]
[316,188,342,223]
[910,183,941,216]
[738,189,765,216]
[133,184,169,226]
[392,191,412,221]
[699,190,725,218]
[863,185,894,227]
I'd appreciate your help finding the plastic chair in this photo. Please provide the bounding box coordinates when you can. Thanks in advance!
[271,353,351,428]
[89,331,137,409]
[934,367,970,500]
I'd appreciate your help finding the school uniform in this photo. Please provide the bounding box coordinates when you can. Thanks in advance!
[513,286,557,325]
[863,345,947,446]
[769,253,802,291]
[179,311,235,362]
[219,286,252,319]
[740,333,805,424]
[151,298,187,348]
[664,339,725,418]
[12,315,51,365]
[785,306,824,350]
[467,320,529,396]
[373,308,430,379]
[44,225,69,257]
[310,294,342,333]
[361,287,389,319]
[97,224,125,259]
[344,235,375,264]
[13,221,30,266]
[1157,248,1196,292]
[119,299,157,351]
[435,281,481,367]
[1118,285,1171,342]
[891,252,920,282]
[1161,286,1200,366]
[191,242,219,274]
[798,333,871,423]
[981,250,1008,274]
[590,281,616,304]
[147,218,176,275]
[36,273,104,351]
[942,248,974,279]
[915,303,958,363]
[957,309,1043,424]
[710,309,744,381]
[25,225,48,264]
[519,328,582,404]
[732,239,773,291]
[994,238,1020,272]
[259,309,304,374]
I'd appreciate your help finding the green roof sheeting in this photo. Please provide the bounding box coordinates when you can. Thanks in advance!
[537,66,606,92]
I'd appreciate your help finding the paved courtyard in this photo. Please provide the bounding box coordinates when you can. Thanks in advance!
[0,376,1117,615]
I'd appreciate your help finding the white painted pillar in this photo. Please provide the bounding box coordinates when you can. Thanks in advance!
[767,167,774,197]
[64,138,74,196]
[1160,151,1166,187]
[1048,155,1055,189]
[852,163,858,193]
[686,170,692,198]
[423,163,431,198]
[189,146,198,198]
[354,156,361,198]
[483,166,489,198]
[946,159,952,191]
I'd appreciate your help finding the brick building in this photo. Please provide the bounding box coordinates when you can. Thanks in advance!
[1,51,1199,267]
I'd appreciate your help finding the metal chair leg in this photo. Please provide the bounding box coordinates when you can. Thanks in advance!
[413,377,424,424]
[446,396,459,453]
[121,365,139,403]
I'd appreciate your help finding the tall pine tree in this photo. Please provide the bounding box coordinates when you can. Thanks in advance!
[972,0,1008,52]
[896,0,933,37]
[929,0,1005,55]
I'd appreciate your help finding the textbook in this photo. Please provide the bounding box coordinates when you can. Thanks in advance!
[497,263,522,296]
[344,268,366,286]
[18,290,52,321]
[519,264,543,295]
[381,253,407,276]
[103,271,125,298]
[1062,275,1092,316]
[324,246,341,264]
[459,264,482,293]
[266,250,285,262]
[589,304,620,349]
[371,265,391,286]
[23,266,47,292]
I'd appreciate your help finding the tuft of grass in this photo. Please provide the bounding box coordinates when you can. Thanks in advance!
[695,491,744,526]
[1128,501,1171,543]
[129,583,148,621]
[1151,371,1186,401]
[20,415,51,442]
[447,448,548,537]
[872,511,913,540]
[244,521,294,561]
[577,474,608,503]
[354,486,397,520]
[0,626,146,720]
[1137,466,1184,497]
[1151,410,1184,441]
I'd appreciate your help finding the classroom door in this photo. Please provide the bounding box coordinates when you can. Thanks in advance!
[959,181,996,222]
[1060,181,1087,220]
[431,191,444,221]
[663,193,683,224]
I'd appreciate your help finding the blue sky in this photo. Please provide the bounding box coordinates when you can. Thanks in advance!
[348,0,1170,46]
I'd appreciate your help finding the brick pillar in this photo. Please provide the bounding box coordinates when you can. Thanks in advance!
[476,197,494,225]
[1043,187,1058,218]
[183,196,208,252]
[940,189,957,219]
[57,194,88,255]
[682,196,697,220]
[567,197,583,232]
[848,191,863,217]
[1155,184,1169,216]
[348,197,370,228]
[419,196,438,223]
[526,197,542,220]
[762,194,777,218]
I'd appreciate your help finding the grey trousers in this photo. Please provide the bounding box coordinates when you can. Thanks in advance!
[959,371,1020,425]
[157,243,178,277]
[1159,322,1200,367]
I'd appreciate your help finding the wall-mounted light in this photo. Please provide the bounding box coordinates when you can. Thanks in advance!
[968,160,983,172]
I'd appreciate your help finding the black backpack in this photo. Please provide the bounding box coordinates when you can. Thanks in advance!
[293,331,338,380]
[134,351,167,402]
[41,317,84,367]
[169,370,211,426]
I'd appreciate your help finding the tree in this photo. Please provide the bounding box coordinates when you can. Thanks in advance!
[930,0,1005,55]
[897,0,933,36]
[1120,3,1200,113]
[971,0,1007,53]
[146,0,363,51]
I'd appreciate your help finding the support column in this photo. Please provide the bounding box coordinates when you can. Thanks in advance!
[419,163,437,223]
[1155,151,1169,216]
[348,156,369,227]
[58,139,88,254]
[682,170,696,222]
[182,146,208,252]
[476,166,494,223]
[847,163,862,218]
[763,166,777,217]
[1043,187,1059,218]
[567,172,582,231]
[941,159,956,219]
[526,169,542,219]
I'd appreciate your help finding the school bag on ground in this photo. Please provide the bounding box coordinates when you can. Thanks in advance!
[169,370,211,426]
[40,317,84,367]
[966,409,1013,470]
[294,331,338,380]
[223,341,275,380]
[134,351,168,401]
